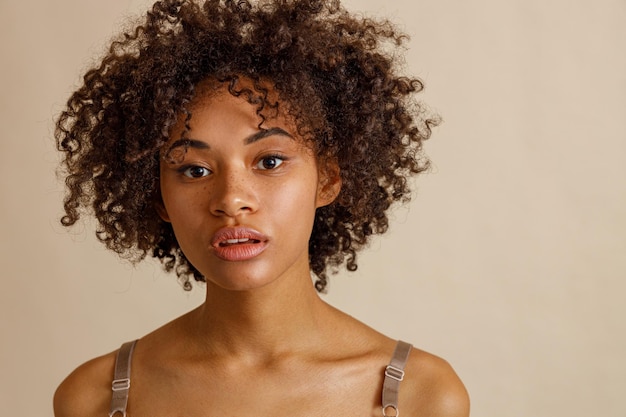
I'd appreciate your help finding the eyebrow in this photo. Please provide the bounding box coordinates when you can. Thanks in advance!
[166,127,294,154]
[244,127,294,144]
[166,138,210,154]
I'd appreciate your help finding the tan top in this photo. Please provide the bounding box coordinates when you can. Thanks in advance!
[109,340,412,417]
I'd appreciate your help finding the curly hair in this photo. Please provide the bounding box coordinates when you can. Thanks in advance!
[56,0,437,292]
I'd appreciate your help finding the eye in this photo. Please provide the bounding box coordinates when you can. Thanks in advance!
[181,165,211,178]
[256,155,285,170]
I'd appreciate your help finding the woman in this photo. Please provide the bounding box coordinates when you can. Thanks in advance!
[53,1,469,415]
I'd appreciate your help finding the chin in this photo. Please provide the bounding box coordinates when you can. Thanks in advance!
[200,264,280,292]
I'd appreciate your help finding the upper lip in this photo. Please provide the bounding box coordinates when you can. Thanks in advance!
[210,226,269,248]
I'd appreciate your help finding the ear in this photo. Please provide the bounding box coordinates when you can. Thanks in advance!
[154,194,171,223]
[316,160,342,208]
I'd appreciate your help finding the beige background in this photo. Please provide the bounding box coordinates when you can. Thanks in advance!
[1,0,624,416]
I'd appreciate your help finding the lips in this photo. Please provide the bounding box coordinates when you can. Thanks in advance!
[210,227,269,261]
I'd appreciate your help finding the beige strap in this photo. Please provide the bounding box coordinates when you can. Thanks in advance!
[382,340,412,417]
[109,340,137,417]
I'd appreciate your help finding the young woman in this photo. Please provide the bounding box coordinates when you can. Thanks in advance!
[53,1,469,416]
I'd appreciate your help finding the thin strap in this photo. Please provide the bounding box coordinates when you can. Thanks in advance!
[109,340,137,417]
[382,340,412,417]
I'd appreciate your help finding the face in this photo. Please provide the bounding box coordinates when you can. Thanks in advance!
[157,85,340,292]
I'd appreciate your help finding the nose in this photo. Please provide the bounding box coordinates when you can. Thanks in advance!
[209,168,258,217]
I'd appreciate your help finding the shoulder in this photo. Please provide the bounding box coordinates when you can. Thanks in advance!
[53,350,117,417]
[402,347,470,417]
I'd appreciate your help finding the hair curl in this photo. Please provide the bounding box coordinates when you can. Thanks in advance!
[56,0,437,291]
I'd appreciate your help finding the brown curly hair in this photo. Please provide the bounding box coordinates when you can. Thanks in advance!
[56,0,437,292]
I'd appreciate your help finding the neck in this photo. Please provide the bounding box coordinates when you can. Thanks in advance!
[190,269,331,361]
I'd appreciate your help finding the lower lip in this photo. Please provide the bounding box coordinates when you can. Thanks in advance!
[213,241,268,262]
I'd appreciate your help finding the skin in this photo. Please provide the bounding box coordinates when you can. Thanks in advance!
[53,85,469,417]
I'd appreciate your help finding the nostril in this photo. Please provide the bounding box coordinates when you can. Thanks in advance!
[209,184,258,216]
[211,202,256,217]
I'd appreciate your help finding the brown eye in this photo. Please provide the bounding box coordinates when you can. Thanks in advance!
[256,155,284,170]
[182,166,211,178]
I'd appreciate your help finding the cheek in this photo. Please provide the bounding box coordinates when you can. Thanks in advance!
[161,183,207,228]
[268,178,319,227]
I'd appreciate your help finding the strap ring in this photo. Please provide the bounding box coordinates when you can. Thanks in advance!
[383,404,399,417]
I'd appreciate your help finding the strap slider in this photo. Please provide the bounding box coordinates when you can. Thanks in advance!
[385,365,405,381]
[112,378,131,391]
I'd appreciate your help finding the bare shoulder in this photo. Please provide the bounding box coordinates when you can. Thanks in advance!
[53,350,117,417]
[402,347,470,417]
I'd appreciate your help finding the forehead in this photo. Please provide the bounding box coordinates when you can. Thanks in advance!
[161,79,316,160]
[167,78,298,140]
[192,77,282,113]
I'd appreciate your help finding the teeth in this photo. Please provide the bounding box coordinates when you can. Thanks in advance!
[225,238,250,244]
